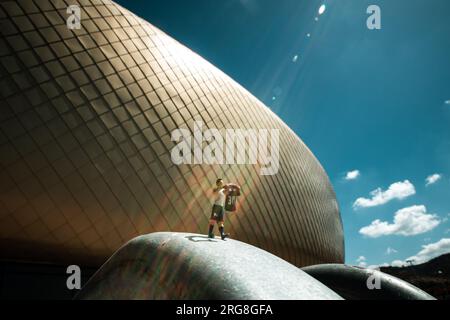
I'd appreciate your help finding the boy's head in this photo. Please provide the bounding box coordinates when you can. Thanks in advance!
[216,178,224,188]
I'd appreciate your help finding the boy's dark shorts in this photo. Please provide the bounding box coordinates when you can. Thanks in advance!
[210,204,224,221]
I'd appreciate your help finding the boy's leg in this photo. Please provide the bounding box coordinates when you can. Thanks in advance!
[208,205,219,238]
[218,221,229,240]
[208,220,215,238]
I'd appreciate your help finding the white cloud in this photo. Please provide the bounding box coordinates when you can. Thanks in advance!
[345,170,360,181]
[353,180,415,209]
[391,260,405,267]
[359,205,440,238]
[292,55,298,63]
[411,238,450,263]
[366,265,378,269]
[356,256,367,267]
[445,100,450,105]
[391,238,450,266]
[385,247,398,255]
[367,262,389,270]
[425,173,442,186]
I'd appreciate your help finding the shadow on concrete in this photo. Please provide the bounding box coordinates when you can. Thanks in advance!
[184,235,219,243]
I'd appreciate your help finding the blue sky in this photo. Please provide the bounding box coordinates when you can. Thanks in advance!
[116,0,450,266]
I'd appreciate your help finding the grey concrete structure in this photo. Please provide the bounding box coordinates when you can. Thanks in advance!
[302,264,436,300]
[0,0,344,268]
[76,232,343,299]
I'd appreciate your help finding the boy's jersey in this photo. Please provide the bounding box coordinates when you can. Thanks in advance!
[214,188,226,207]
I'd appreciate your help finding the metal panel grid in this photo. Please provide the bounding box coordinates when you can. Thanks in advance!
[0,0,344,267]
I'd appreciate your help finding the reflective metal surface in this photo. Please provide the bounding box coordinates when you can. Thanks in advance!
[0,0,344,267]
[302,263,436,300]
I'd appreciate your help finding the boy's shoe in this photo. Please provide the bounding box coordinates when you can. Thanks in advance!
[208,233,214,239]
[221,233,230,240]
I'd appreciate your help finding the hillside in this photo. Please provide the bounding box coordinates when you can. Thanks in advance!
[380,253,450,300]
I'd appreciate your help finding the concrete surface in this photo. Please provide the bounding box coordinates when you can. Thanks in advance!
[76,232,342,300]
[302,263,436,300]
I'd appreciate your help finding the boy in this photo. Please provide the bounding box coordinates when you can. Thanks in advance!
[207,178,230,240]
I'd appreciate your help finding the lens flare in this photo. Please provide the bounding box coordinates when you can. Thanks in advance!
[318,4,326,15]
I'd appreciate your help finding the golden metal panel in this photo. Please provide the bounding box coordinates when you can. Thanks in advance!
[0,0,344,267]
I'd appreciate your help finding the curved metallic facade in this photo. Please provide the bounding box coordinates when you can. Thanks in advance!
[0,0,344,267]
